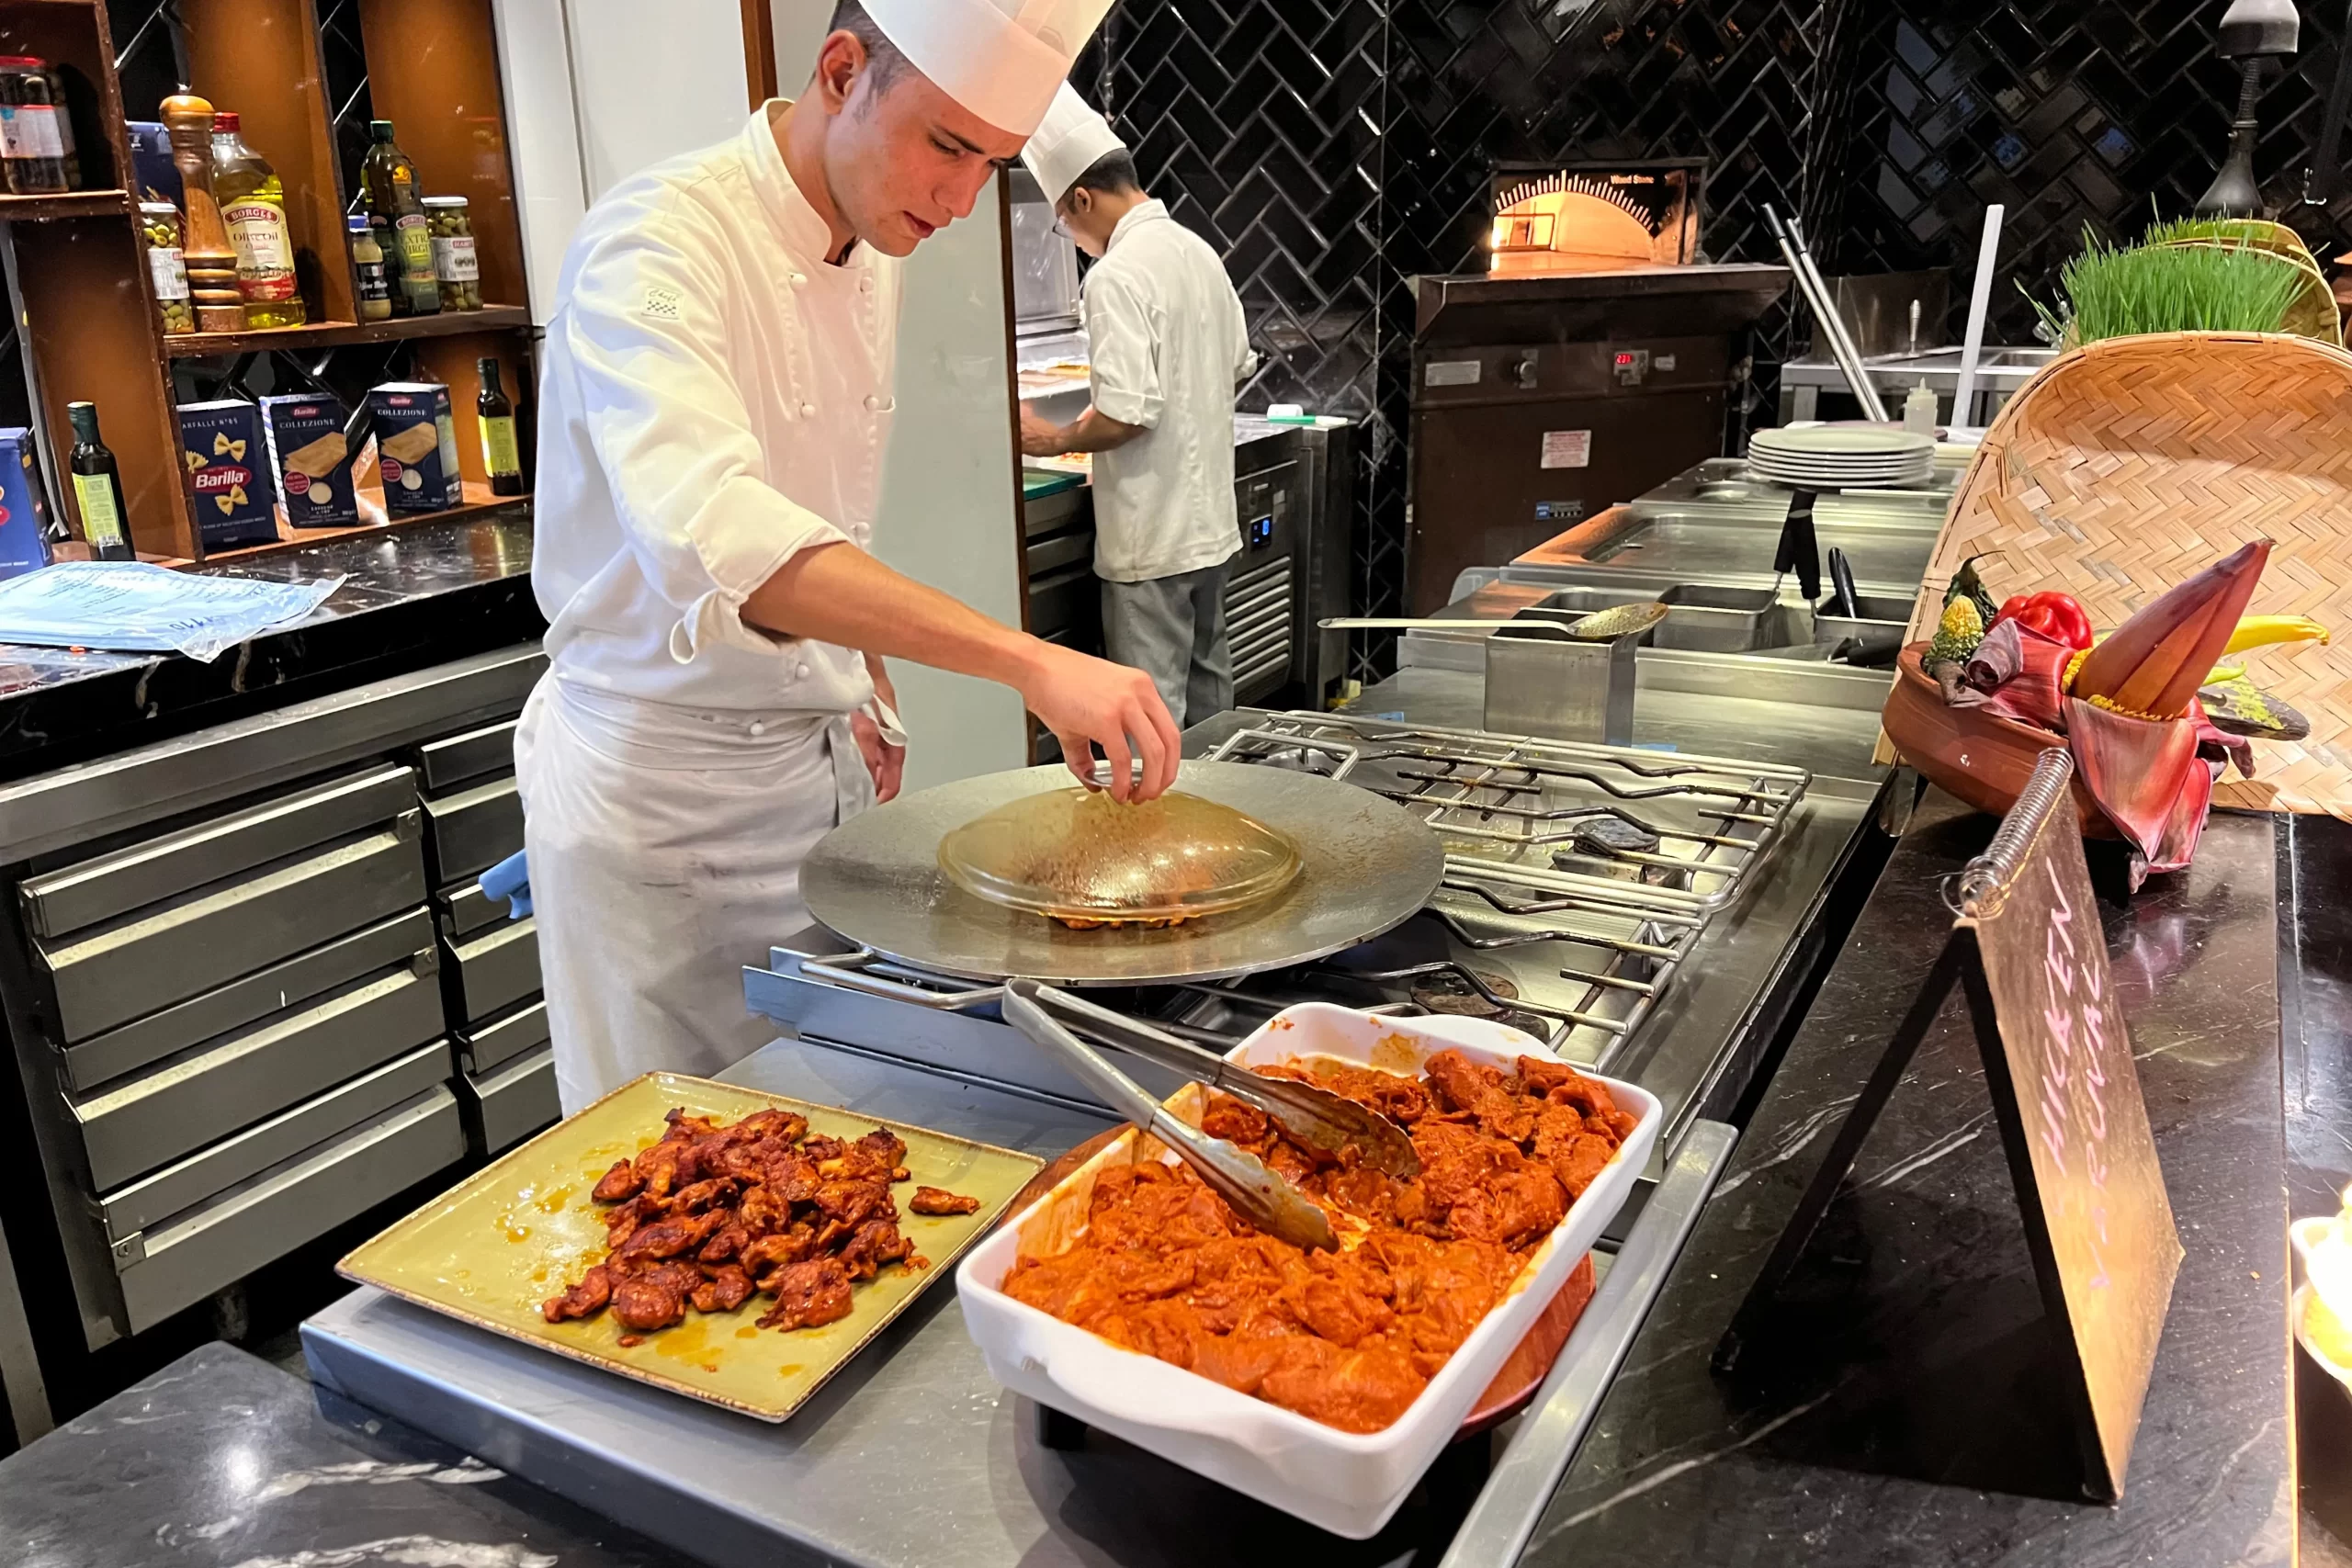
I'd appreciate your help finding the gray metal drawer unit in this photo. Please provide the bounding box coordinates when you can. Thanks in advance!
[35,814,428,1043]
[463,1044,560,1156]
[99,1041,455,1245]
[59,908,436,1093]
[446,918,540,1026]
[421,773,522,885]
[73,957,446,1191]
[0,645,543,1372]
[458,998,548,1076]
[437,881,509,942]
[116,1085,466,1334]
[417,719,518,793]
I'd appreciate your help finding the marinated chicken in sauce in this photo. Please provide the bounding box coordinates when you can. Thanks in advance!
[1001,1050,1636,1434]
[543,1107,939,1337]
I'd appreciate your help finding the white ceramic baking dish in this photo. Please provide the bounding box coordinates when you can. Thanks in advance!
[956,1002,1660,1538]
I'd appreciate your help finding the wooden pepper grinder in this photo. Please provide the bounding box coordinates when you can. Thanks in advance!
[160,93,244,333]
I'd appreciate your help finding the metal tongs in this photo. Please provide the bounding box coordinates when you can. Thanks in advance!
[1001,981,1416,1252]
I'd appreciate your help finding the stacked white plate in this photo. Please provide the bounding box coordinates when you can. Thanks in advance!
[1747,425,1936,490]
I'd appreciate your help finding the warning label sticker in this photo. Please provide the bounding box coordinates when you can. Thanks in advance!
[1541,430,1592,469]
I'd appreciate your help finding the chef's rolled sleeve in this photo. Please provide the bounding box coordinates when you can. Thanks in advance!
[1083,272,1164,429]
[561,213,850,661]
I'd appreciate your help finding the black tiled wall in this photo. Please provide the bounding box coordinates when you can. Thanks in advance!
[1085,0,2352,679]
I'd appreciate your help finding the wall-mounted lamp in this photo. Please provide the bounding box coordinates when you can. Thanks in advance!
[2197,0,2301,216]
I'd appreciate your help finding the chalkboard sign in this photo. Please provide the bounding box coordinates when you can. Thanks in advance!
[1718,750,2184,1501]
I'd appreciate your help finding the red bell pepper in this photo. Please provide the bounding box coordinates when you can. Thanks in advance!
[1995,591,2094,650]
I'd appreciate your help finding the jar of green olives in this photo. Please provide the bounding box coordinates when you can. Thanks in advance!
[424,195,481,311]
[140,201,195,335]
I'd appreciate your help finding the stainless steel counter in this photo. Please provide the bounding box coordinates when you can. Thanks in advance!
[303,1041,1736,1568]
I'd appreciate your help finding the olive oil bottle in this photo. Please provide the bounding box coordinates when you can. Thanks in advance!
[66,403,134,562]
[476,357,524,497]
[209,111,305,329]
[363,119,439,316]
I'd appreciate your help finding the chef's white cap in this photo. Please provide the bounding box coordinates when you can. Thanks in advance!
[1021,83,1126,204]
[861,0,1116,138]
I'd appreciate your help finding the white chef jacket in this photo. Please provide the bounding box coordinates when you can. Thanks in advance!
[533,100,901,714]
[1082,200,1255,583]
[519,102,905,1111]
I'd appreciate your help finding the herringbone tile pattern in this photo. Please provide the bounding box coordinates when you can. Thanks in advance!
[1832,2,2352,346]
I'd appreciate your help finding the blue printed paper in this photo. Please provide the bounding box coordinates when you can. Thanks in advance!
[0,562,345,662]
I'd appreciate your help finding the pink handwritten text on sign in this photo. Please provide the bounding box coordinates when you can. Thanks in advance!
[2040,857,2114,1290]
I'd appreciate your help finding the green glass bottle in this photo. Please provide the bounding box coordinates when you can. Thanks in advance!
[66,402,133,561]
[362,118,439,316]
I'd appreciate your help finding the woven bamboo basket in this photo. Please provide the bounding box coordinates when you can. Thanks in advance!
[1898,331,2352,819]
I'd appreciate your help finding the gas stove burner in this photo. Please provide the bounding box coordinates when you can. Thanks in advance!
[1412,969,1521,1017]
[1568,815,1664,858]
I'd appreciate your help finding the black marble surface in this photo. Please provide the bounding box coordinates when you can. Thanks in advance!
[1526,792,2292,1567]
[0,1341,678,1568]
[0,510,541,783]
[2280,814,2352,1566]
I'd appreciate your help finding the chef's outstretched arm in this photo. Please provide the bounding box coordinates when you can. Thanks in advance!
[745,540,1179,802]
[557,209,1180,802]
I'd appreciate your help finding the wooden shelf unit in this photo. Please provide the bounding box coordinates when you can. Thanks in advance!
[0,0,533,561]
[164,303,531,358]
[188,481,526,562]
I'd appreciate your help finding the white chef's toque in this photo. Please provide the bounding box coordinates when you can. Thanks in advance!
[861,0,1117,137]
[1021,82,1127,204]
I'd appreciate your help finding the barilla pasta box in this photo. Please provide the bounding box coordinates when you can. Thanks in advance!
[367,382,462,513]
[178,400,278,548]
[0,428,51,581]
[259,394,358,530]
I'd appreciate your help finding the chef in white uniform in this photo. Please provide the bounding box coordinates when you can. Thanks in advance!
[1017,86,1255,728]
[522,0,1176,1112]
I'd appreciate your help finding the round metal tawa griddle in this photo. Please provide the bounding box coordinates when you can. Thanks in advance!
[801,761,1445,987]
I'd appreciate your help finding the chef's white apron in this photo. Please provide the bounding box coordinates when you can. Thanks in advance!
[514,673,878,1113]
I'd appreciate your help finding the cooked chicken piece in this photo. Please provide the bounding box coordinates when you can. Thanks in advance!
[690,1265,755,1314]
[697,1222,749,1265]
[757,1258,855,1331]
[1421,1050,1537,1143]
[541,1264,613,1323]
[741,1229,815,1280]
[668,1177,739,1214]
[908,1186,982,1217]
[819,1128,910,1184]
[611,1275,687,1332]
[735,1183,791,1237]
[591,1160,642,1202]
[610,1210,725,1265]
[632,1138,696,1199]
[837,1218,915,1280]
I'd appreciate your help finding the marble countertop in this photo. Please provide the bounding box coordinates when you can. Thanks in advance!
[1524,794,2295,1566]
[0,510,541,781]
[0,1341,671,1568]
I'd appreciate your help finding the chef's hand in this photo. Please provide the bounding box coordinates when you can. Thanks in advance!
[1017,643,1182,803]
[858,654,906,804]
[1018,402,1067,459]
[851,711,904,803]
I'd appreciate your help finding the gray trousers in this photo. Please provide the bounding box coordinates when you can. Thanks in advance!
[1102,560,1235,730]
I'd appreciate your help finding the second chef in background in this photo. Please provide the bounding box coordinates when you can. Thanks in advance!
[1018,85,1256,729]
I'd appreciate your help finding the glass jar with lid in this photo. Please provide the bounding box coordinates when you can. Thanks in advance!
[0,58,70,195]
[423,195,481,311]
[140,202,194,334]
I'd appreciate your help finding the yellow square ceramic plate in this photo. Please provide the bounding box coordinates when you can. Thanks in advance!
[337,1071,1044,1421]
